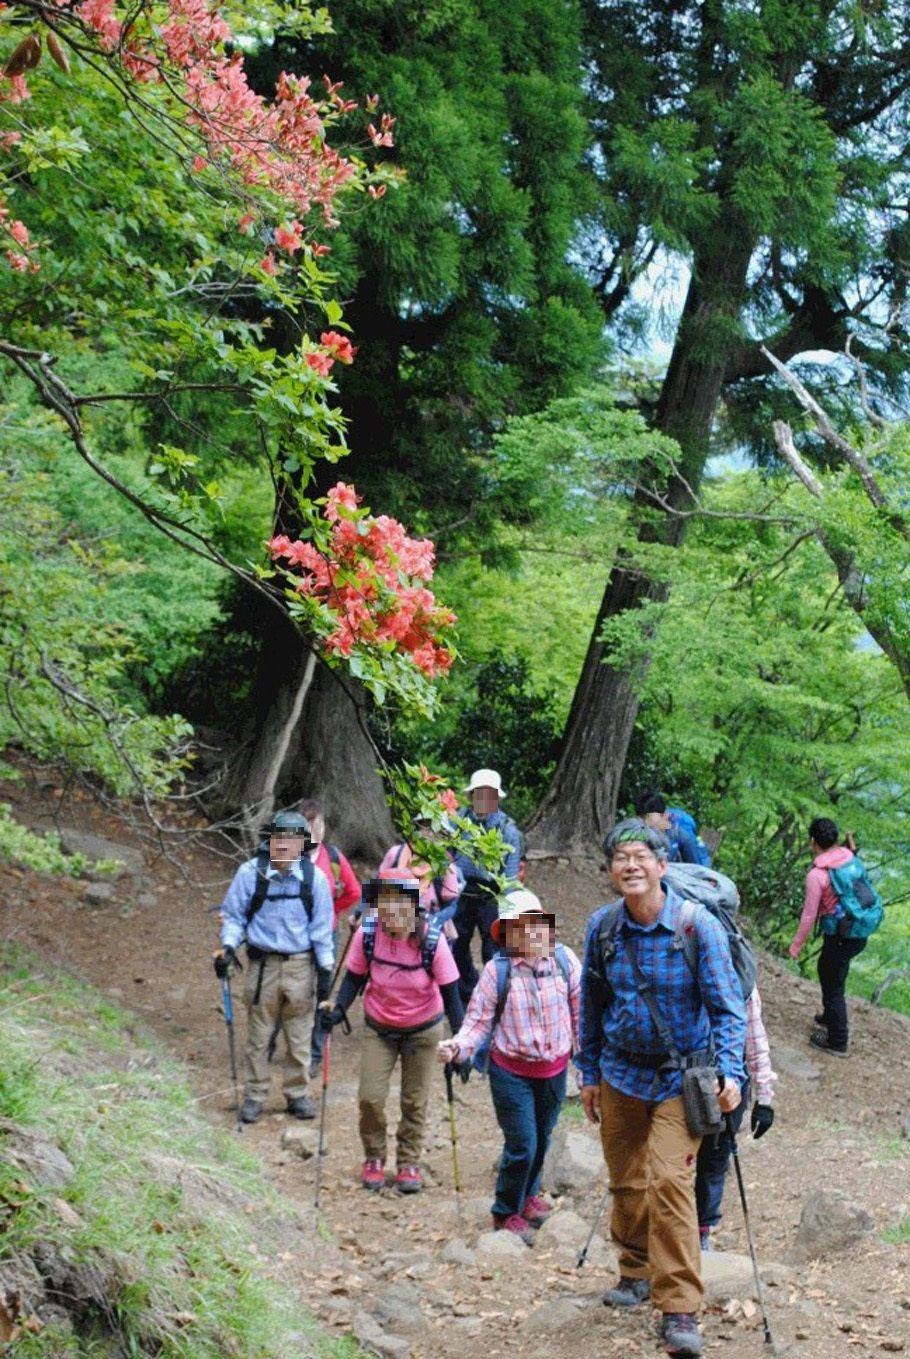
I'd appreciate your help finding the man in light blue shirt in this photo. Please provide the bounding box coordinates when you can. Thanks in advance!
[217,810,334,1124]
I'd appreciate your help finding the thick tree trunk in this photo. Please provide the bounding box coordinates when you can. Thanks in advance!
[529,229,755,854]
[219,603,392,860]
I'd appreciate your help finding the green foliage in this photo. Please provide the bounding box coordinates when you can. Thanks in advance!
[435,655,562,825]
[612,468,910,968]
[252,0,606,531]
[0,451,193,800]
[0,804,88,878]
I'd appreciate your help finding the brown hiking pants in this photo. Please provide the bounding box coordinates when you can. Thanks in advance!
[242,952,313,1103]
[358,1020,441,1166]
[599,1082,702,1314]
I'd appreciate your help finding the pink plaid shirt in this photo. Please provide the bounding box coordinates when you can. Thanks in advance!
[453,948,582,1066]
[744,987,776,1104]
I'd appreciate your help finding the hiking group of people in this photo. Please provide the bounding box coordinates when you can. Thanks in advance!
[213,771,882,1359]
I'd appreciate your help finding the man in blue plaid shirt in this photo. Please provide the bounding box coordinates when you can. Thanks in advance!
[577,819,746,1358]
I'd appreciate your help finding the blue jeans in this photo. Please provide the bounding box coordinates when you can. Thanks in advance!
[694,1082,750,1230]
[488,1060,566,1219]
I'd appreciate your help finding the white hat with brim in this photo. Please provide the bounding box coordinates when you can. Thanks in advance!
[465,768,506,797]
[490,888,555,945]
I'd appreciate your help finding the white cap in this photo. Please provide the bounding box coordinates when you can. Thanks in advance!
[465,768,506,797]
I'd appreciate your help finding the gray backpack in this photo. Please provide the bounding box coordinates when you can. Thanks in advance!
[597,864,757,1001]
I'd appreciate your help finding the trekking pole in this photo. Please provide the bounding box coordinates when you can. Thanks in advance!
[576,1180,612,1267]
[330,920,356,991]
[726,1114,777,1351]
[314,1030,331,1211]
[444,1062,463,1217]
[220,970,241,1118]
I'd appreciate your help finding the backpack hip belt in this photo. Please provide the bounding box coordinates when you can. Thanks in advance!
[246,945,313,962]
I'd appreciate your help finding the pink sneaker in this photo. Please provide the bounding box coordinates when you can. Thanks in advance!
[522,1194,551,1227]
[396,1165,423,1194]
[361,1158,386,1191]
[492,1213,535,1246]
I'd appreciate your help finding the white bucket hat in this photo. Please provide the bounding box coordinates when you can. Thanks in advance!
[465,768,506,797]
[490,889,555,945]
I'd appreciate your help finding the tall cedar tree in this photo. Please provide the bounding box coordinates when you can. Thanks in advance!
[529,0,910,851]
[227,0,604,849]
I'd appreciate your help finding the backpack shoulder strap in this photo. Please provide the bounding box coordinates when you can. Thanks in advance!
[421,914,445,975]
[554,942,571,984]
[394,843,408,868]
[245,845,272,927]
[674,900,702,981]
[361,914,377,966]
[491,954,512,1029]
[595,902,624,970]
[298,855,315,920]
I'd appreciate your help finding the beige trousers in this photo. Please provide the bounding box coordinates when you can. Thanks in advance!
[599,1082,703,1314]
[358,1021,440,1166]
[242,952,313,1103]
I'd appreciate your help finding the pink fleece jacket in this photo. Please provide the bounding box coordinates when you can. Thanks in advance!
[789,845,854,957]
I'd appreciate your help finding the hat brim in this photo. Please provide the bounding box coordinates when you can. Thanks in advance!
[464,783,506,797]
[491,911,555,945]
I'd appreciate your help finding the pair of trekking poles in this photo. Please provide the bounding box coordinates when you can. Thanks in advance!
[576,1115,776,1351]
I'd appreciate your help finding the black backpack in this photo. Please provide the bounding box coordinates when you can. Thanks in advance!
[245,841,315,926]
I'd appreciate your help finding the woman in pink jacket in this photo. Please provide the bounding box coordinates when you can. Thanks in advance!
[788,817,862,1057]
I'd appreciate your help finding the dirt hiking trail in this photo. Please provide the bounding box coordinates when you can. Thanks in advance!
[3,774,910,1359]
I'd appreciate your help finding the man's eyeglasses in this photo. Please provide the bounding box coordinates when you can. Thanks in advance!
[611,851,658,867]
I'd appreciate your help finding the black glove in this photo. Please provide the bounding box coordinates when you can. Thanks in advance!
[213,946,237,979]
[445,1058,471,1086]
[317,1004,345,1033]
[315,966,333,1004]
[751,1103,774,1139]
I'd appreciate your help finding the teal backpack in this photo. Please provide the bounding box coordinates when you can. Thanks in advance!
[820,857,884,940]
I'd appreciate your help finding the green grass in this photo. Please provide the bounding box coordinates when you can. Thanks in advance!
[881,1217,910,1245]
[0,944,367,1359]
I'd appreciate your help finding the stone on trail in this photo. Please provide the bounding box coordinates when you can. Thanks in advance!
[440,1239,476,1267]
[370,1283,425,1335]
[542,1125,605,1197]
[280,1127,317,1159]
[534,1208,614,1267]
[474,1229,529,1260]
[352,1308,412,1359]
[791,1188,875,1261]
[700,1250,760,1302]
[58,828,144,879]
[772,1042,822,1082]
[518,1297,591,1335]
[82,881,116,905]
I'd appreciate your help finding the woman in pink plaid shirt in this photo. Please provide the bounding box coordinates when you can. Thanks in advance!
[439,888,581,1244]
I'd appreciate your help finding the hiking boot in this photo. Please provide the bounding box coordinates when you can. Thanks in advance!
[286,1095,317,1119]
[660,1313,703,1356]
[522,1194,552,1227]
[308,1060,321,1081]
[809,1032,848,1058]
[239,1098,263,1124]
[396,1165,423,1194]
[492,1213,535,1246]
[699,1228,713,1252]
[361,1158,386,1191]
[603,1276,650,1308]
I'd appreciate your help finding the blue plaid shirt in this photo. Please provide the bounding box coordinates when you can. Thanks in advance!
[576,886,746,1101]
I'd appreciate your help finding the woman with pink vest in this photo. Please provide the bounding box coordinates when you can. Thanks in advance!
[789,817,863,1057]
